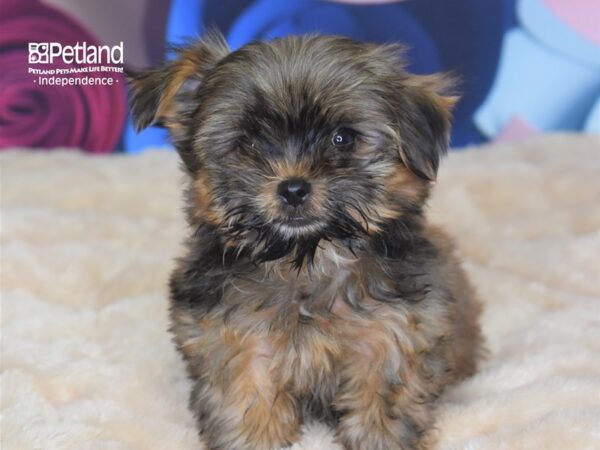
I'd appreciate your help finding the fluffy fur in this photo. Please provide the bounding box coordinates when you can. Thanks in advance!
[127,34,482,450]
[2,134,600,450]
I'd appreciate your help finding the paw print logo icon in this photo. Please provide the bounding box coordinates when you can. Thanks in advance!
[28,43,49,64]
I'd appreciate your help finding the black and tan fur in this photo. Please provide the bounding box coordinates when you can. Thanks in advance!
[129,33,483,450]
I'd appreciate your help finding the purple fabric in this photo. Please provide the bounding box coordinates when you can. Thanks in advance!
[0,0,126,153]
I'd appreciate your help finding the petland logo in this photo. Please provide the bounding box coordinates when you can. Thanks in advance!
[28,42,123,65]
[28,41,124,87]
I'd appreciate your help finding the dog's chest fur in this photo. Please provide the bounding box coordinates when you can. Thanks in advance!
[172,241,453,424]
[217,243,359,390]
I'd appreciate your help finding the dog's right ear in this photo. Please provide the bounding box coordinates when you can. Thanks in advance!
[127,33,230,132]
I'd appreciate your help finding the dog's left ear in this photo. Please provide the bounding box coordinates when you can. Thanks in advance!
[127,33,229,171]
[127,33,230,132]
[393,75,458,182]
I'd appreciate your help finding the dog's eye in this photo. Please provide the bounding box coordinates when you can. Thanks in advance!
[331,129,354,149]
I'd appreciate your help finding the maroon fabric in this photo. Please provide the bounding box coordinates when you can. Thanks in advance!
[0,0,126,152]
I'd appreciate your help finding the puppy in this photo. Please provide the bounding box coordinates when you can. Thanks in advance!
[129,33,483,450]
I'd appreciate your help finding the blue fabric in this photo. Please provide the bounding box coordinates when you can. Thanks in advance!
[519,0,600,69]
[475,29,600,136]
[228,0,440,74]
[475,0,600,137]
[584,96,600,133]
[399,0,517,145]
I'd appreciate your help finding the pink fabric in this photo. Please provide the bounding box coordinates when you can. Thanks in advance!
[495,116,539,143]
[0,0,126,153]
[543,0,600,47]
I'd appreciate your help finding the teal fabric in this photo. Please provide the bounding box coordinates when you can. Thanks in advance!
[475,29,600,136]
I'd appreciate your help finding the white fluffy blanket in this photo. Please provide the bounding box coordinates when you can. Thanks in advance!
[2,135,600,449]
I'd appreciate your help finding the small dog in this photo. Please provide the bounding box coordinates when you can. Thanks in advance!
[129,33,483,450]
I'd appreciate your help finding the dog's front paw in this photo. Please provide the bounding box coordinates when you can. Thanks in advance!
[336,415,428,450]
[189,366,301,450]
[333,357,433,450]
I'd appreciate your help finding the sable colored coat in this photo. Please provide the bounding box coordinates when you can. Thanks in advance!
[129,34,483,450]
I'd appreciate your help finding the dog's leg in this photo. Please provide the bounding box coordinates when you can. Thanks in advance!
[177,323,300,450]
[334,330,434,450]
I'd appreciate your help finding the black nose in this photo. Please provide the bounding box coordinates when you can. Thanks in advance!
[277,178,311,207]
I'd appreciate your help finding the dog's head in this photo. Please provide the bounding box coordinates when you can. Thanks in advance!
[129,34,455,267]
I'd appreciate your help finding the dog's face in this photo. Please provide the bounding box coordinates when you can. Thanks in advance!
[129,34,455,267]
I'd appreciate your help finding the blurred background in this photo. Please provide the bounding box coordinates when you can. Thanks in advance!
[1,0,599,154]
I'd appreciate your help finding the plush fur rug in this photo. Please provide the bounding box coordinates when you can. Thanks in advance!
[2,134,600,449]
